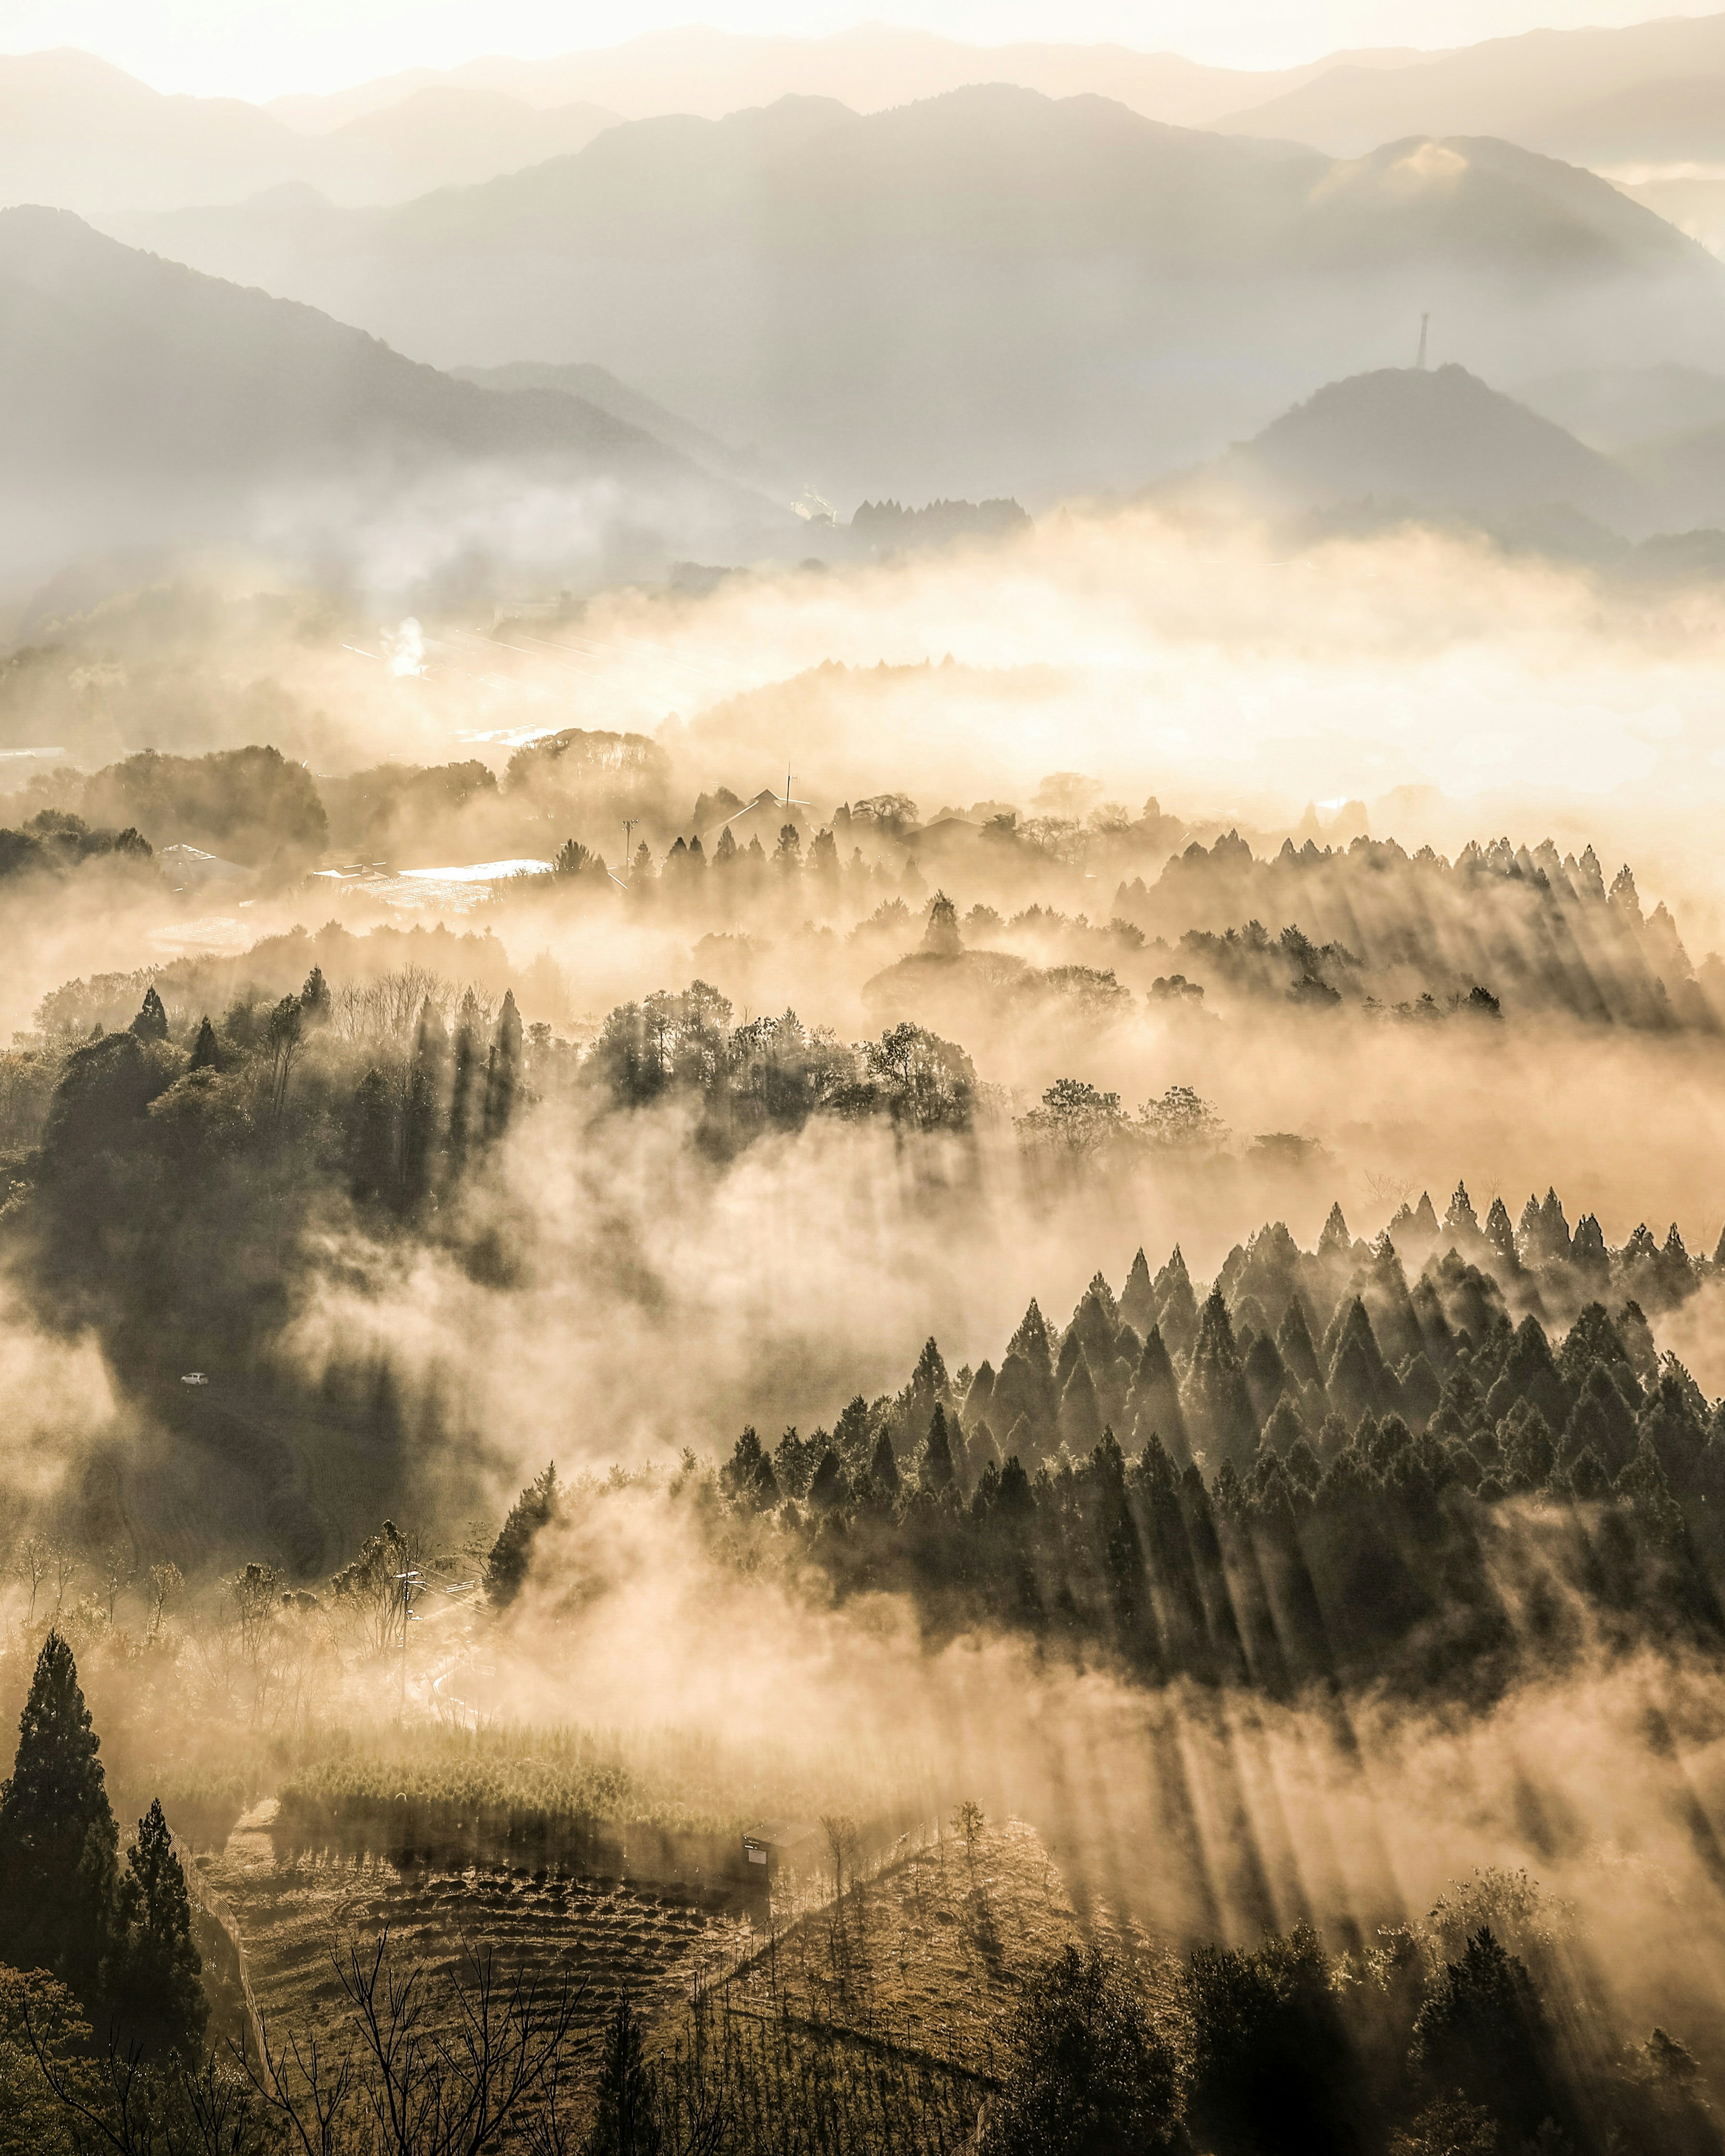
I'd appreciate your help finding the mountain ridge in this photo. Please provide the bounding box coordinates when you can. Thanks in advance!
[94,88,1725,505]
[0,206,794,587]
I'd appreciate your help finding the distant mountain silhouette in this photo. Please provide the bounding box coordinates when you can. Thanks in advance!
[0,49,619,212]
[100,90,1725,506]
[1170,363,1645,528]
[270,26,1421,132]
[1217,14,1725,165]
[0,207,792,583]
[1516,363,1725,452]
[451,360,780,486]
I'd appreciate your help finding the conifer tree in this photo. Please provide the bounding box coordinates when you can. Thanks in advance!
[1121,1319,1190,1457]
[485,990,523,1140]
[922,891,961,956]
[1275,1299,1323,1390]
[907,1336,952,1418]
[487,1464,560,1607]
[808,1449,846,1511]
[1242,1330,1287,1425]
[1056,1359,1102,1457]
[1005,1299,1054,1381]
[1325,1298,1400,1429]
[112,1800,206,2061]
[963,1360,996,1432]
[584,1988,661,2156]
[1152,1250,1200,1362]
[402,996,449,1203]
[347,1066,397,1199]
[129,985,168,1042]
[1182,1290,1258,1469]
[1317,1202,1351,1255]
[1119,1248,1156,1335]
[188,1015,220,1071]
[0,1633,119,2013]
[448,988,482,1163]
[870,1427,901,1497]
[923,1405,956,1491]
[299,966,332,1027]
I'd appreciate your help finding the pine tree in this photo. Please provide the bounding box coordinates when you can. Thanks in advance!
[1275,1299,1322,1390]
[0,1633,119,2013]
[922,891,961,955]
[402,997,449,1203]
[299,966,332,1027]
[347,1066,397,1199]
[584,1988,661,2156]
[112,1800,206,2061]
[907,1336,952,1418]
[1119,1248,1156,1335]
[1182,1291,1258,1469]
[923,1405,956,1491]
[188,1016,220,1071]
[808,1449,847,1511]
[1325,1299,1400,1429]
[1411,1928,1559,2143]
[487,1464,559,1607]
[1152,1250,1200,1361]
[485,990,523,1140]
[1056,1359,1102,1456]
[129,985,168,1042]
[1005,1299,1054,1380]
[1125,1324,1189,1456]
[870,1427,901,1497]
[448,988,482,1164]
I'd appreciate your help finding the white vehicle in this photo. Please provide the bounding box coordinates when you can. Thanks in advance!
[180,1372,209,1386]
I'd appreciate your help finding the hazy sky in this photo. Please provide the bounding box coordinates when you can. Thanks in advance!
[6,0,1720,100]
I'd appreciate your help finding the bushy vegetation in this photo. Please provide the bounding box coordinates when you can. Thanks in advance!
[275,1721,879,1857]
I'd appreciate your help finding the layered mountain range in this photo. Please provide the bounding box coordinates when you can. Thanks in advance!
[92,88,1725,503]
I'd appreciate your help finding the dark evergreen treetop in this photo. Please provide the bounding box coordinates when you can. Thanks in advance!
[112,1798,206,2062]
[0,1632,119,2010]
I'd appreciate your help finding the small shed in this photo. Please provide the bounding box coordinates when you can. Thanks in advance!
[741,1819,817,1874]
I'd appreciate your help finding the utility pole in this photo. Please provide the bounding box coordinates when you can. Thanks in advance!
[1416,313,1429,370]
[621,818,639,875]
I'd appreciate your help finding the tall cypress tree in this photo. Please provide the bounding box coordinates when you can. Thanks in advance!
[112,1800,206,2061]
[485,990,523,1141]
[402,997,449,1203]
[448,988,482,1166]
[0,1633,119,2013]
[923,1405,956,1492]
[129,985,168,1043]
[1182,1291,1258,1470]
[585,1987,661,2156]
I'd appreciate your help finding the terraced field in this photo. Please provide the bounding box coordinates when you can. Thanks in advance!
[193,1800,757,2067]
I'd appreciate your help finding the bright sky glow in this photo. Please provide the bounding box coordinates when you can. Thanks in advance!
[4,0,1721,102]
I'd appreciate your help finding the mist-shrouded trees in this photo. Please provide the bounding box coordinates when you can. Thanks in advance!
[0,1631,119,2010]
[110,1799,207,2063]
[685,1193,1725,1697]
[584,1987,661,2156]
[0,1634,203,2062]
[487,1464,560,1607]
[987,1945,1181,2156]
